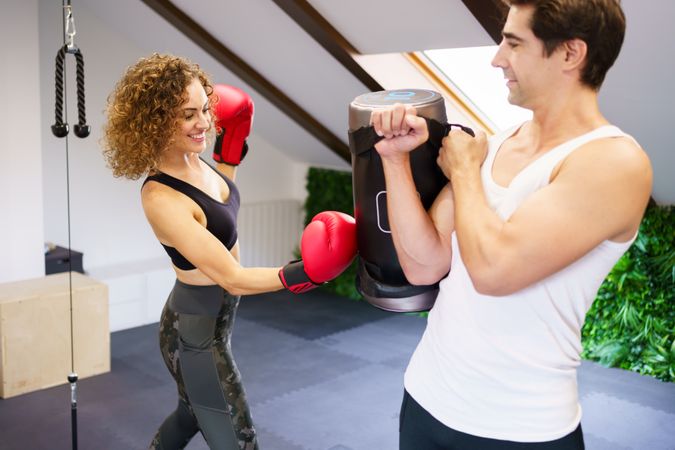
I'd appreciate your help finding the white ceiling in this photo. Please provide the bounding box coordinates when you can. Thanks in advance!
[308,0,494,53]
[81,0,673,204]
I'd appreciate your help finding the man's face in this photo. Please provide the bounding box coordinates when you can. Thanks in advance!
[491,5,561,110]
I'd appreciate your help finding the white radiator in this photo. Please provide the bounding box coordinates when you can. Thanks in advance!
[237,200,304,267]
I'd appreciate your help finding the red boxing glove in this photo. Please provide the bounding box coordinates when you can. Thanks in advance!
[212,84,254,165]
[280,211,357,294]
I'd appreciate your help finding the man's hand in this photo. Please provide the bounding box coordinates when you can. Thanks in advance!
[371,104,429,162]
[438,129,489,180]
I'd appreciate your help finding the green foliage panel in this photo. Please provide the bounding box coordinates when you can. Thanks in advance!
[581,202,674,382]
[303,167,674,381]
[303,167,361,300]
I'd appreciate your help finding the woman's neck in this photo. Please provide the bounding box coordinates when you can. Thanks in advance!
[158,150,203,175]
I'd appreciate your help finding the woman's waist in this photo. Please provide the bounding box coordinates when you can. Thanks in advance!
[173,264,220,286]
[169,278,239,317]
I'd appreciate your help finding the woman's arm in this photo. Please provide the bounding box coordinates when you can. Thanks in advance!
[142,183,282,296]
[214,162,237,182]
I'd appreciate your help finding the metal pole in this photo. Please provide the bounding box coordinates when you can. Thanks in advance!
[59,1,79,448]
[68,373,78,450]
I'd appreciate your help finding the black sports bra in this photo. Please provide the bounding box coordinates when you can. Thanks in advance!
[142,163,240,270]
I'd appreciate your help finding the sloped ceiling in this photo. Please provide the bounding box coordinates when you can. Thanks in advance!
[83,0,673,203]
[307,0,494,54]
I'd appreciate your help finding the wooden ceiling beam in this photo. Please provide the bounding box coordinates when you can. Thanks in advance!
[271,0,383,92]
[461,0,508,44]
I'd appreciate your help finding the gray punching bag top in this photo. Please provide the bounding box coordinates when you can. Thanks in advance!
[349,89,446,131]
[349,89,448,313]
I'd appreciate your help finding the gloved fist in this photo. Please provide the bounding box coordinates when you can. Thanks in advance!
[212,84,254,166]
[280,211,357,294]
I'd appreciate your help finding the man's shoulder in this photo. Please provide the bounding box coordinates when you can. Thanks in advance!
[575,131,650,172]
[558,130,652,204]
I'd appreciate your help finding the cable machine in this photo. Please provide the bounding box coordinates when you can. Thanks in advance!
[51,1,90,448]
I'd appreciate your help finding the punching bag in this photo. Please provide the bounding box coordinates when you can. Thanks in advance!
[349,89,473,312]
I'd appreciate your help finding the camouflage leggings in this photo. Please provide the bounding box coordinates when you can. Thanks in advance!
[149,280,258,450]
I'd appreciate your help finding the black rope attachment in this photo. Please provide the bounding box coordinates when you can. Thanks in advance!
[52,45,89,138]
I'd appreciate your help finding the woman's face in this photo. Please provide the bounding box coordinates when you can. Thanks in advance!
[169,78,211,155]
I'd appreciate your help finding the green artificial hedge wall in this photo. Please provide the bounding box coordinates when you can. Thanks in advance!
[304,167,674,381]
[581,202,674,382]
[303,167,361,300]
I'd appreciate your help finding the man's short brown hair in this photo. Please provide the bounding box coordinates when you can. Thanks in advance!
[505,0,626,90]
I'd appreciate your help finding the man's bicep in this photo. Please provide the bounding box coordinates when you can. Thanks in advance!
[501,160,639,288]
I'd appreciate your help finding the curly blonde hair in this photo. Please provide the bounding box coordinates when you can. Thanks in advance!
[102,53,216,179]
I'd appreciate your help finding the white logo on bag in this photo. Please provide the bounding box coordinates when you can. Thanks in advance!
[375,191,420,233]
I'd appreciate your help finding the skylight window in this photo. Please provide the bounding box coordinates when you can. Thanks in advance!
[424,46,532,131]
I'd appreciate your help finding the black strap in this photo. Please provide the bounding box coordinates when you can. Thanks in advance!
[348,118,475,157]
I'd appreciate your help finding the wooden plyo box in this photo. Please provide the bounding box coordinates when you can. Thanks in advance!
[0,272,110,398]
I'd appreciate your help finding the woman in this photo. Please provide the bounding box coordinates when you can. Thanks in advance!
[102,53,355,449]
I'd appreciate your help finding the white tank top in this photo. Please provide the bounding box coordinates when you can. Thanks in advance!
[404,124,636,442]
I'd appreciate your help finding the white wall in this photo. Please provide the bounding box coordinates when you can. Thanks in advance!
[0,0,45,284]
[35,2,309,330]
[38,1,307,270]
[599,0,675,205]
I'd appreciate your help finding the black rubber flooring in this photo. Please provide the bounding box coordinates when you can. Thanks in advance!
[1,289,673,449]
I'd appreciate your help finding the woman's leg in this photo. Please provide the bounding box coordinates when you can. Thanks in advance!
[149,300,200,449]
[211,311,257,449]
[149,398,199,450]
[175,291,257,450]
[177,312,255,449]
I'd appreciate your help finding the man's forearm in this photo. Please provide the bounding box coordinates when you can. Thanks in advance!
[382,157,452,285]
[451,166,508,293]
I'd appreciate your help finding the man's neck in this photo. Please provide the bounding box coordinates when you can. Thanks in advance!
[526,87,608,149]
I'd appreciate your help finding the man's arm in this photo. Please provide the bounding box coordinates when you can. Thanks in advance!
[373,105,455,285]
[439,131,653,295]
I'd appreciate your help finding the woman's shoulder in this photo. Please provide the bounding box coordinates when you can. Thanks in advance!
[141,178,192,214]
[142,176,172,200]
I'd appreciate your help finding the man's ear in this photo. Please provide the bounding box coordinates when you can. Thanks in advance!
[561,38,587,70]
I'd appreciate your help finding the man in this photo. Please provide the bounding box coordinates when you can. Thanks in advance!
[370,0,652,448]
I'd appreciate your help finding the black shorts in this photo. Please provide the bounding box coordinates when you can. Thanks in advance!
[399,390,585,450]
